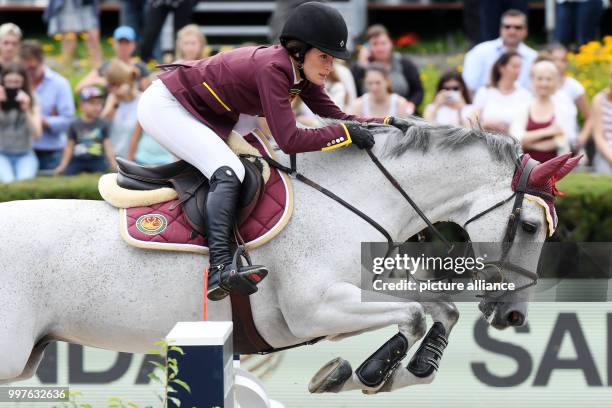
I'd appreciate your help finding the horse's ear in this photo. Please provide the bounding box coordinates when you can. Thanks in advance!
[555,155,583,181]
[528,153,571,186]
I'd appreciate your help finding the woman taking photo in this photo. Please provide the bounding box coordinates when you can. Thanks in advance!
[471,51,532,133]
[424,70,474,127]
[0,62,42,183]
[137,2,406,301]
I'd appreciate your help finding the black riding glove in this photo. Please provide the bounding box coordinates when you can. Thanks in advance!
[346,124,375,150]
[385,116,410,134]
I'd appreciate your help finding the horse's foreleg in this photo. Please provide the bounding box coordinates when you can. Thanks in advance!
[376,301,460,392]
[287,282,426,394]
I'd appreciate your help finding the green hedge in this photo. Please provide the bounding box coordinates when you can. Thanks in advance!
[555,173,612,242]
[0,173,610,242]
[0,173,102,201]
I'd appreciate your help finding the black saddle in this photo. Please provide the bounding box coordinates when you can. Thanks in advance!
[116,157,265,236]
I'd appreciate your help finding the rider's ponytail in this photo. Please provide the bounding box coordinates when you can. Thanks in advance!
[281,39,311,65]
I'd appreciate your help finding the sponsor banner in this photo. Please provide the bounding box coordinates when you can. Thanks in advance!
[3,304,612,407]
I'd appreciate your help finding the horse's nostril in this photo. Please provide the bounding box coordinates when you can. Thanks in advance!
[507,311,524,326]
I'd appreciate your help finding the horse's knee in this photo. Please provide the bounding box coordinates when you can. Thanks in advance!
[440,303,460,331]
[447,304,459,324]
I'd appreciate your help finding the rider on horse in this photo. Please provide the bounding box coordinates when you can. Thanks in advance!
[137,1,407,301]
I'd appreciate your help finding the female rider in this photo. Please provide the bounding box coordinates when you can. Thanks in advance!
[137,2,406,301]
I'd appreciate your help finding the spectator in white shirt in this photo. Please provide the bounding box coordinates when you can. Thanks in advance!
[547,44,592,149]
[462,9,537,95]
[470,51,532,133]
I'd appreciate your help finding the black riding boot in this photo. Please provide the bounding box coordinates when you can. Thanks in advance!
[205,166,268,301]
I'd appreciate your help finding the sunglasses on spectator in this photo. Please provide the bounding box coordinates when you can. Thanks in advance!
[502,24,525,30]
[442,86,461,91]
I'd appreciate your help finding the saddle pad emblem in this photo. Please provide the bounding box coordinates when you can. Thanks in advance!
[136,214,168,235]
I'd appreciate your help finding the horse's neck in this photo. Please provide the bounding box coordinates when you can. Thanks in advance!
[378,143,516,235]
[274,140,513,240]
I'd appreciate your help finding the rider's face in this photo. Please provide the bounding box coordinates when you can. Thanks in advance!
[302,48,334,86]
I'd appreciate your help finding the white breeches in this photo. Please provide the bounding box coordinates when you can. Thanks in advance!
[137,79,245,182]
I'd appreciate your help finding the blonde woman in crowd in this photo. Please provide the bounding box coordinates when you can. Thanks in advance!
[471,51,532,133]
[510,60,573,162]
[350,63,414,119]
[0,23,21,69]
[102,60,172,164]
[590,63,612,174]
[175,24,208,62]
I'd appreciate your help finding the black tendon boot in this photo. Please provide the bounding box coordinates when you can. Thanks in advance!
[205,166,268,301]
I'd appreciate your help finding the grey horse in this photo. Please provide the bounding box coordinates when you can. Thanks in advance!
[0,118,578,394]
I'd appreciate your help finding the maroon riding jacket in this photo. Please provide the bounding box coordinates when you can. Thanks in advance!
[158,45,383,154]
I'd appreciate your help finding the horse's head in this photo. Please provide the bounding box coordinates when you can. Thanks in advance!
[464,153,581,330]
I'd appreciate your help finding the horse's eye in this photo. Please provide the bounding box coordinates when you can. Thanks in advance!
[521,221,538,234]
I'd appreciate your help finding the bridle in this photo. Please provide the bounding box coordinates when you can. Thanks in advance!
[461,156,542,296]
[367,151,542,297]
[246,150,545,297]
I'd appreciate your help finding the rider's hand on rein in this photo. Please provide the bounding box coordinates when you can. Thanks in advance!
[346,123,375,150]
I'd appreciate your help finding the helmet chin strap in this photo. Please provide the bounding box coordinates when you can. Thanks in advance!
[290,55,306,81]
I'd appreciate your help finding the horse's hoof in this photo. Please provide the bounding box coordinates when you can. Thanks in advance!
[308,357,353,394]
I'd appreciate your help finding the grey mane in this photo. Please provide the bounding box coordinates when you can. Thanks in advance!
[323,116,521,165]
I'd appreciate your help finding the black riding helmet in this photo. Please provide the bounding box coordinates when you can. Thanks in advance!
[279,2,350,61]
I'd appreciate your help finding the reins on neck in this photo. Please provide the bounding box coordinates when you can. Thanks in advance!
[246,153,395,255]
[365,149,454,253]
[242,147,454,257]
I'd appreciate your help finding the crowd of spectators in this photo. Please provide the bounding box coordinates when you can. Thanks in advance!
[0,1,611,185]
